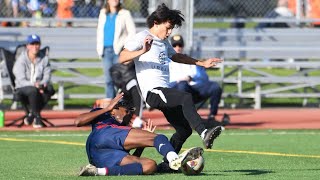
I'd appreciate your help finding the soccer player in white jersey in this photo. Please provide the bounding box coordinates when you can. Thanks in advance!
[119,3,222,172]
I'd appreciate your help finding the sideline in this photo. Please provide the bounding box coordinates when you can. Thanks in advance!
[1,137,320,159]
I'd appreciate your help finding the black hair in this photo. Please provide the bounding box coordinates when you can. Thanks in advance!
[146,3,184,29]
[114,99,135,112]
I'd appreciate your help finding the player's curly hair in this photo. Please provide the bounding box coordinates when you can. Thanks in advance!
[114,99,135,112]
[146,3,184,29]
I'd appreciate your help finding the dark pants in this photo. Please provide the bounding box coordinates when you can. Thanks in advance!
[146,87,206,153]
[172,81,222,116]
[16,85,55,116]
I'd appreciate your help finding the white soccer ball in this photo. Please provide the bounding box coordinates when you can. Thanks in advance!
[180,155,205,175]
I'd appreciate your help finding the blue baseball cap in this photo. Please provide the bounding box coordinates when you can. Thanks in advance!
[26,34,41,44]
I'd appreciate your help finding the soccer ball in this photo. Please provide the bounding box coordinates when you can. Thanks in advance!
[180,155,205,175]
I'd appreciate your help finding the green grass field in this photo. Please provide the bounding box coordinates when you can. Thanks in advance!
[0,129,319,180]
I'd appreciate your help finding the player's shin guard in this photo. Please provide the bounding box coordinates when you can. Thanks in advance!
[107,163,143,175]
[154,134,175,157]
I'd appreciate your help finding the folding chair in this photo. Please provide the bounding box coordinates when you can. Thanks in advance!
[1,45,54,127]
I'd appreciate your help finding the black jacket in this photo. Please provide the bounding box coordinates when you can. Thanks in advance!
[110,62,136,90]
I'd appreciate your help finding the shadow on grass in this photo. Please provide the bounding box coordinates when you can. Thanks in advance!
[227,122,265,127]
[203,169,274,176]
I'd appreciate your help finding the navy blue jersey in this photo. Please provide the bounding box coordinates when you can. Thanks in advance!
[86,108,132,168]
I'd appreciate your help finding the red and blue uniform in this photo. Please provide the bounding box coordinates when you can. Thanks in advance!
[86,108,132,168]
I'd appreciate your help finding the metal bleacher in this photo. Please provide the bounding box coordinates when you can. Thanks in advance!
[1,27,320,109]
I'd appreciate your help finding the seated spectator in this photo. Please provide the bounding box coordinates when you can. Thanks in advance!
[256,0,295,28]
[110,62,144,128]
[169,35,230,127]
[13,34,55,128]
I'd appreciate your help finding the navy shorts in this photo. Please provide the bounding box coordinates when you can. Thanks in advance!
[86,125,131,168]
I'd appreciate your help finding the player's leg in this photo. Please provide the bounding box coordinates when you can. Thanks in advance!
[146,87,222,149]
[196,81,222,117]
[124,129,180,167]
[79,160,149,176]
[120,155,157,174]
[162,107,192,153]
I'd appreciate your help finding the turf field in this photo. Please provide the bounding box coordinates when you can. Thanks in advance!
[0,129,319,180]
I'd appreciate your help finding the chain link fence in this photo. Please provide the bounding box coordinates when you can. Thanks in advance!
[0,0,318,27]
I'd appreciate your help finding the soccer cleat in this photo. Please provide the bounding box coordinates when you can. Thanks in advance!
[203,126,222,149]
[32,117,44,128]
[79,164,98,176]
[169,147,204,171]
[221,113,231,126]
[157,161,180,173]
[24,113,34,125]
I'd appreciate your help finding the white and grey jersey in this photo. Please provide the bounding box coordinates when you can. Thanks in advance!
[124,30,176,100]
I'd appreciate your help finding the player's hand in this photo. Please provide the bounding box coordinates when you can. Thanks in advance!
[142,119,156,133]
[142,35,153,53]
[202,58,223,68]
[106,93,124,110]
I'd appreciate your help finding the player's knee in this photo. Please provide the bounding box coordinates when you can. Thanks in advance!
[142,159,157,175]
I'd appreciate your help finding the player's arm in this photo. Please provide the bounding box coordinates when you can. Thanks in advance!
[74,93,124,127]
[171,53,222,68]
[119,35,153,64]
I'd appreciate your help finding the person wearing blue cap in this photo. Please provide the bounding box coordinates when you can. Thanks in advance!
[13,34,55,128]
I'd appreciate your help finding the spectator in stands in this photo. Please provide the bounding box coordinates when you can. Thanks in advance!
[256,0,295,28]
[169,35,230,127]
[13,34,55,128]
[96,0,136,99]
[110,62,144,128]
[307,0,320,27]
[56,0,74,27]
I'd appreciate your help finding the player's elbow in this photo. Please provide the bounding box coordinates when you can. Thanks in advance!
[118,51,128,64]
[74,116,85,127]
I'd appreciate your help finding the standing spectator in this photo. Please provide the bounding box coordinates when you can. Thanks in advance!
[96,0,136,99]
[169,35,230,127]
[27,0,43,26]
[307,0,320,27]
[119,4,223,174]
[56,0,74,27]
[13,35,55,128]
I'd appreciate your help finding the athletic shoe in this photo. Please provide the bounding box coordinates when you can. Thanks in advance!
[221,113,231,126]
[24,113,34,125]
[203,126,222,149]
[32,117,44,128]
[169,147,204,171]
[157,161,179,173]
[79,164,98,176]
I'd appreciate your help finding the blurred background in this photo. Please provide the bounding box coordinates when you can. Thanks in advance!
[0,0,315,26]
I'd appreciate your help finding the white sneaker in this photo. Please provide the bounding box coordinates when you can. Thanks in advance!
[79,164,97,176]
[169,147,204,171]
[132,117,143,128]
